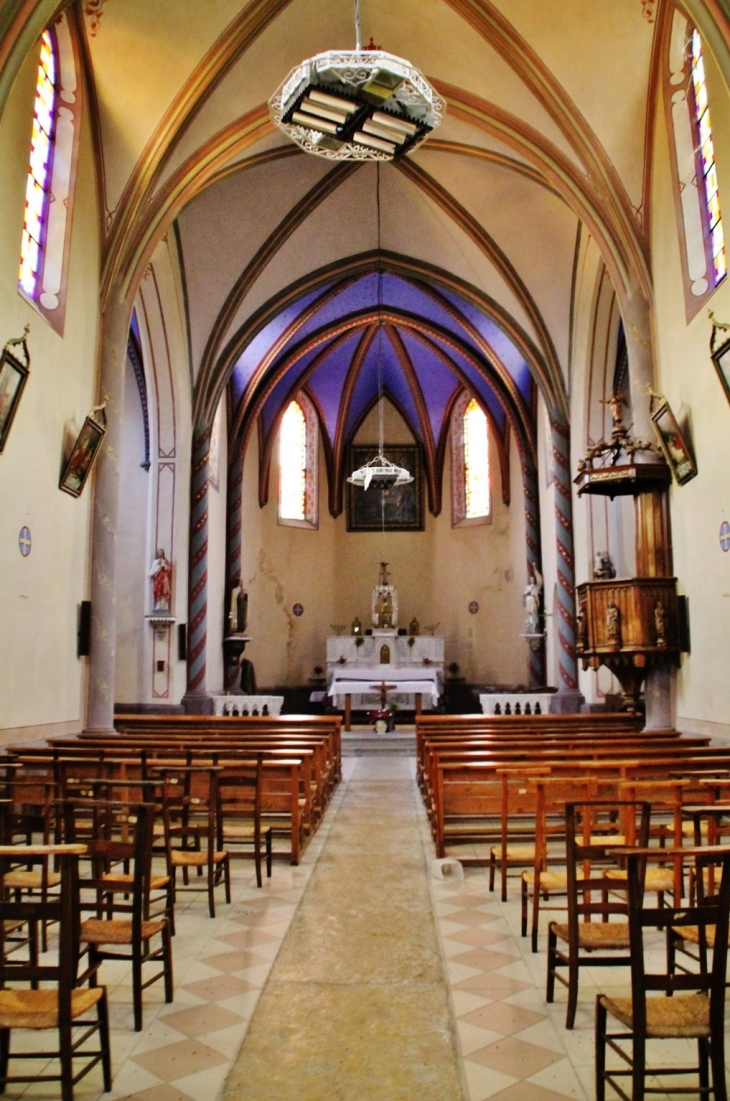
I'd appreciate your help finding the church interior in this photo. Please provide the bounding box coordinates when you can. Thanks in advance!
[2,0,730,1098]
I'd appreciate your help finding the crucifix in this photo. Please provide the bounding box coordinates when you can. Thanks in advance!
[370,680,397,710]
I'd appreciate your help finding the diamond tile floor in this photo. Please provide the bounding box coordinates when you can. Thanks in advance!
[3,751,728,1099]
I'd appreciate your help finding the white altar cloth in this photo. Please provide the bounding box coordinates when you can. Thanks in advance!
[328,672,441,707]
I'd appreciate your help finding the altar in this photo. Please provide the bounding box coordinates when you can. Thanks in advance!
[327,631,444,729]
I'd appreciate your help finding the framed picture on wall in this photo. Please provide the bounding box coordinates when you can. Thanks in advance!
[650,398,697,486]
[59,410,106,497]
[346,444,423,531]
[0,342,30,455]
[710,335,730,407]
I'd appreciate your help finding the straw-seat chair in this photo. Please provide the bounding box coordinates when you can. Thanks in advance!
[0,843,112,1101]
[158,766,231,918]
[65,800,174,1033]
[217,757,272,888]
[547,800,651,1029]
[596,844,730,1101]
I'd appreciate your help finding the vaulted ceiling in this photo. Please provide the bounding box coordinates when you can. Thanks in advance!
[7,0,726,494]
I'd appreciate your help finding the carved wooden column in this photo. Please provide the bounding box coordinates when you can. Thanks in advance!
[635,490,672,577]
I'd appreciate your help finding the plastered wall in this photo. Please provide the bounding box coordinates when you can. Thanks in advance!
[650,38,730,737]
[0,48,100,739]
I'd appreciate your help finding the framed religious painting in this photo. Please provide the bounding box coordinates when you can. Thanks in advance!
[650,398,697,485]
[710,334,730,407]
[0,337,30,454]
[346,444,423,532]
[59,409,106,497]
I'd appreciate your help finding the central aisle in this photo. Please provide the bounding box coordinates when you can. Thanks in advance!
[223,754,465,1101]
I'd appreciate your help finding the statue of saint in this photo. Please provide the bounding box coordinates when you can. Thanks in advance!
[606,602,621,646]
[371,561,398,629]
[523,567,543,634]
[228,579,248,635]
[593,551,616,580]
[150,549,172,611]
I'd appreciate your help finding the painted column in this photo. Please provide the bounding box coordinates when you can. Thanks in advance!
[86,299,132,731]
[182,424,213,714]
[522,455,545,686]
[549,415,582,709]
[224,454,244,691]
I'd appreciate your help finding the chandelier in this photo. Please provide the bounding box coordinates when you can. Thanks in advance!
[268,1,444,162]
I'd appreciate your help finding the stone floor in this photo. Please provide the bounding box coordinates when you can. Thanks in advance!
[3,750,727,1099]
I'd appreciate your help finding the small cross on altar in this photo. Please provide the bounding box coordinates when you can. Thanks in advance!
[370,681,397,710]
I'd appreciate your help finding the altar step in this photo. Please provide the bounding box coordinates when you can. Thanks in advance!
[342,728,416,756]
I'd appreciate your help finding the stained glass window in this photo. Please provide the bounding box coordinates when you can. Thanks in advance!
[464,398,490,519]
[690,29,726,284]
[279,400,308,521]
[19,30,57,298]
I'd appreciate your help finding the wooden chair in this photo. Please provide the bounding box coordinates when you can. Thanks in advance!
[158,767,231,918]
[667,804,730,979]
[547,800,651,1029]
[0,844,112,1101]
[596,844,730,1101]
[65,800,174,1033]
[521,776,606,952]
[216,758,272,888]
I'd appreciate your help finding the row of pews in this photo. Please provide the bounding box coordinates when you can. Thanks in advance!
[416,713,730,890]
[8,713,342,865]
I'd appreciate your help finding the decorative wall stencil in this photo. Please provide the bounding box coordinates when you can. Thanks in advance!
[84,0,108,36]
[18,527,31,557]
[720,520,730,552]
[468,601,479,614]
[293,603,304,617]
[59,404,106,497]
[0,327,30,454]
[640,1,656,22]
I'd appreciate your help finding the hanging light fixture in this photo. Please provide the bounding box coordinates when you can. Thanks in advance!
[347,165,413,492]
[269,0,444,162]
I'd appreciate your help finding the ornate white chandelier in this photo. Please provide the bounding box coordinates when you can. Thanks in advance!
[268,2,444,162]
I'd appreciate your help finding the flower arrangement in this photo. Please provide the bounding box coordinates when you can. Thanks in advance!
[448,661,460,677]
[337,655,347,665]
[422,656,433,666]
[313,664,324,677]
[355,636,364,648]
[407,635,416,648]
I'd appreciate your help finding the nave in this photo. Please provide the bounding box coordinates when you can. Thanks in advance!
[7,747,722,1101]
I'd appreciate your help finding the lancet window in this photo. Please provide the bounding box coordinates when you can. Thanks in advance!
[18,15,81,334]
[279,395,318,527]
[666,12,726,316]
[452,392,490,526]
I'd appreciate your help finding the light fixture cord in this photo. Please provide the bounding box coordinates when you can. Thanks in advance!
[354,0,361,50]
[376,162,386,561]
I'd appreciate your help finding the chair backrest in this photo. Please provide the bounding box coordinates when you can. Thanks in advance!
[0,845,85,994]
[622,844,730,1034]
[216,757,263,845]
[64,800,156,930]
[158,766,221,858]
[564,800,652,930]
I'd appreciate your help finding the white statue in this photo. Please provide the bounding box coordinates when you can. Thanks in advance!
[371,561,398,629]
[523,567,543,634]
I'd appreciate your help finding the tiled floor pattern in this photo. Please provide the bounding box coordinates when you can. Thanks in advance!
[4,750,728,1099]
